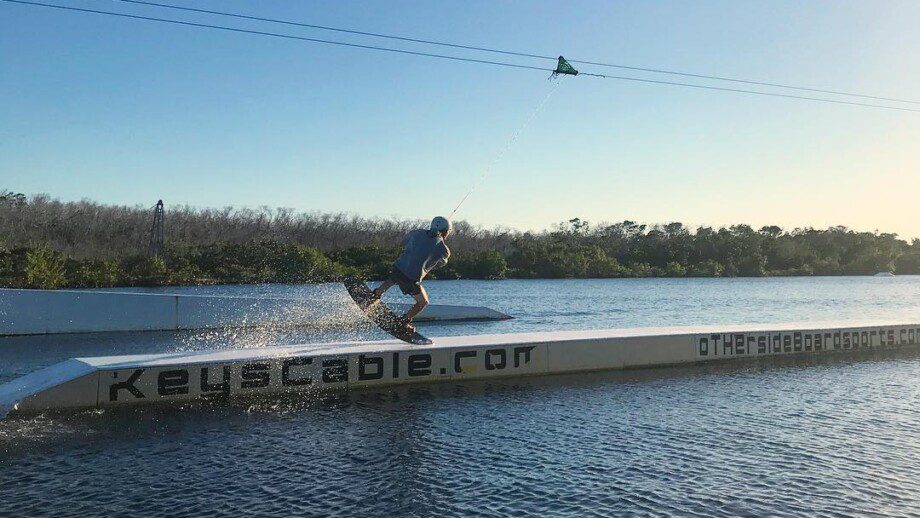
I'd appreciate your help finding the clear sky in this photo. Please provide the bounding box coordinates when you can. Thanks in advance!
[1,0,918,238]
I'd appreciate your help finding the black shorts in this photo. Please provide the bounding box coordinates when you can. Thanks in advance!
[388,267,422,296]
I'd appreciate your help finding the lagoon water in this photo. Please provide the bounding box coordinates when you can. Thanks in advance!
[1,277,919,516]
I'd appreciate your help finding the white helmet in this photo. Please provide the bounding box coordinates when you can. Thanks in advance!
[430,216,453,237]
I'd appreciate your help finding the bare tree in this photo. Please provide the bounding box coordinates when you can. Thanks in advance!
[0,194,520,259]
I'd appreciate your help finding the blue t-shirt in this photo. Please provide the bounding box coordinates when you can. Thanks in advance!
[394,229,451,282]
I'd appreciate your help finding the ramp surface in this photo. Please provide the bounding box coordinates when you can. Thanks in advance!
[0,288,511,336]
[2,321,917,418]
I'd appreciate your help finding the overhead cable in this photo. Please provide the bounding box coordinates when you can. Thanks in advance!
[113,0,919,105]
[2,0,918,113]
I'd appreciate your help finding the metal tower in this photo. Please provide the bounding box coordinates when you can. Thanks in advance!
[149,199,165,256]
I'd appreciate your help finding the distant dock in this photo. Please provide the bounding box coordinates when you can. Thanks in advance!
[0,288,512,336]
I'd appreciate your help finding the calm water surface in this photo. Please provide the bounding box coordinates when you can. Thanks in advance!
[1,277,919,516]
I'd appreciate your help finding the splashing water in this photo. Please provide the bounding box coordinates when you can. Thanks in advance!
[174,283,387,352]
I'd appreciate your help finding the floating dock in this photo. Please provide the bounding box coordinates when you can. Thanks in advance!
[0,288,511,336]
[2,321,917,418]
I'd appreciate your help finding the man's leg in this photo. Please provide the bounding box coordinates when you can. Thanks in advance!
[373,279,395,299]
[403,285,429,322]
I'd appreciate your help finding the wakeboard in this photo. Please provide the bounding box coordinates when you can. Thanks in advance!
[344,278,433,345]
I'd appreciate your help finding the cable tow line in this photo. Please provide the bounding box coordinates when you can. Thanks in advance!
[449,78,564,219]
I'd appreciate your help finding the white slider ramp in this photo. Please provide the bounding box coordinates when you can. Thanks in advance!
[2,321,918,419]
[0,288,512,336]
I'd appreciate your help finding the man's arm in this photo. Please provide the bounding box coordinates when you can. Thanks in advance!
[433,244,451,268]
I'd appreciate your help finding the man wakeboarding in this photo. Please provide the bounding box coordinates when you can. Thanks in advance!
[371,216,453,332]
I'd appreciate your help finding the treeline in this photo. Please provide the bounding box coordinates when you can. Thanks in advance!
[0,192,512,258]
[1,192,918,289]
[506,219,920,278]
[0,242,511,289]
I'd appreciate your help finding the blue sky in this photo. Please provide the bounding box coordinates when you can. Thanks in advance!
[1,0,918,237]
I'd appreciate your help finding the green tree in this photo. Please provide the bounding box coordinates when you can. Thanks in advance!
[664,262,687,277]
[65,259,122,287]
[121,255,169,285]
[271,244,344,282]
[627,262,654,277]
[894,252,920,275]
[0,189,26,205]
[688,259,723,277]
[455,250,508,279]
[163,254,203,285]
[26,247,66,288]
[0,248,28,287]
[330,246,397,279]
